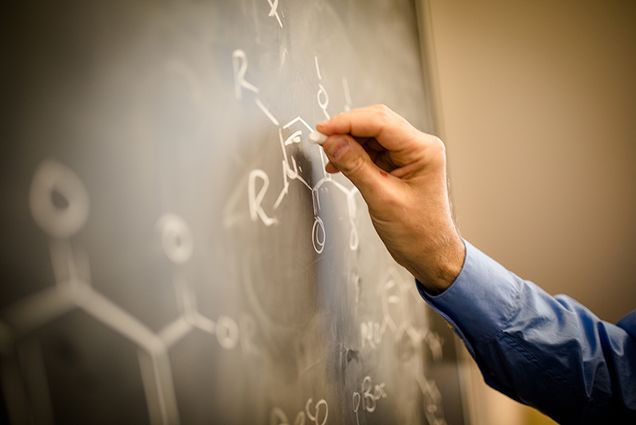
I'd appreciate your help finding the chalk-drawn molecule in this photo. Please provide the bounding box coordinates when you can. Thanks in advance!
[352,375,387,424]
[232,49,259,100]
[316,84,330,120]
[313,56,332,120]
[156,211,241,351]
[270,398,328,425]
[230,51,448,425]
[248,169,278,226]
[311,216,326,254]
[157,214,194,264]
[234,50,361,255]
[417,375,447,425]
[266,0,283,29]
[1,161,247,425]
[305,398,329,425]
[2,5,448,425]
[215,315,240,350]
[29,159,89,239]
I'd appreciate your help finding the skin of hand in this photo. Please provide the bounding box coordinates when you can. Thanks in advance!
[316,104,465,294]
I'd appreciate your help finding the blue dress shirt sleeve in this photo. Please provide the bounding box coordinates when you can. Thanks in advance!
[417,240,636,424]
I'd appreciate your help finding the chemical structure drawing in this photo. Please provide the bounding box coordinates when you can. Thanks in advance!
[234,49,359,254]
[266,0,284,29]
[352,375,388,425]
[416,375,448,425]
[359,269,444,363]
[231,43,448,422]
[4,46,367,423]
[1,5,450,425]
[1,159,245,425]
[270,397,329,425]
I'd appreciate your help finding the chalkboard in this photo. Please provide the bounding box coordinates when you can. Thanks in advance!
[0,1,469,424]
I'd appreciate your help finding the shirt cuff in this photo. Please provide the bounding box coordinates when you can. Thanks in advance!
[416,240,522,355]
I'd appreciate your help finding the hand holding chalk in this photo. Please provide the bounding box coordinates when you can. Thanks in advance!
[315,105,464,294]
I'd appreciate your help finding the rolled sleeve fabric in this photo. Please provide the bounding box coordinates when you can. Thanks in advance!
[416,240,636,424]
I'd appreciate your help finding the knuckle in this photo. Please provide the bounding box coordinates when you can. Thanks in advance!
[422,134,447,160]
[429,135,446,152]
[372,103,393,121]
[343,153,366,176]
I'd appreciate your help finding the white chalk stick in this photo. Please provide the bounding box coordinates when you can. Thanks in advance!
[308,131,328,145]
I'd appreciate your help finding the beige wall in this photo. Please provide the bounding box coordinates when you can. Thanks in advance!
[428,0,636,323]
[423,1,636,424]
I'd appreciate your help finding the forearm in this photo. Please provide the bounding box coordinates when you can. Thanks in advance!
[314,106,635,422]
[417,241,636,424]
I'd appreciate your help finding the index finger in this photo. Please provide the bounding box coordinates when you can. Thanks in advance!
[316,104,419,152]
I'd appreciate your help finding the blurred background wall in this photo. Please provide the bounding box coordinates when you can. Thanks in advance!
[422,0,636,424]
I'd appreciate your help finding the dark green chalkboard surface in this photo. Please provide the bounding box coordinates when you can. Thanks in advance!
[0,1,468,424]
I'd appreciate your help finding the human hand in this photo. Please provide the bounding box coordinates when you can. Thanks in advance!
[316,104,465,294]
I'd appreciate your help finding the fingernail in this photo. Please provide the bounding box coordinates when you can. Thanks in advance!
[316,120,328,130]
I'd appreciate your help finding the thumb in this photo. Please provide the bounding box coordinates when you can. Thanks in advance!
[322,134,385,197]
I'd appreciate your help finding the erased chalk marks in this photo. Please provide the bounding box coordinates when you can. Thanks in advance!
[280,47,288,69]
[416,376,447,425]
[360,321,383,349]
[342,77,352,111]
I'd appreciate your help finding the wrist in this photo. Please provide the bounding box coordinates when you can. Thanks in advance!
[412,234,465,295]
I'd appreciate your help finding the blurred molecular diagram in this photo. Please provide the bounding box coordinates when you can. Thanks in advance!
[2,158,245,425]
[0,6,448,425]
